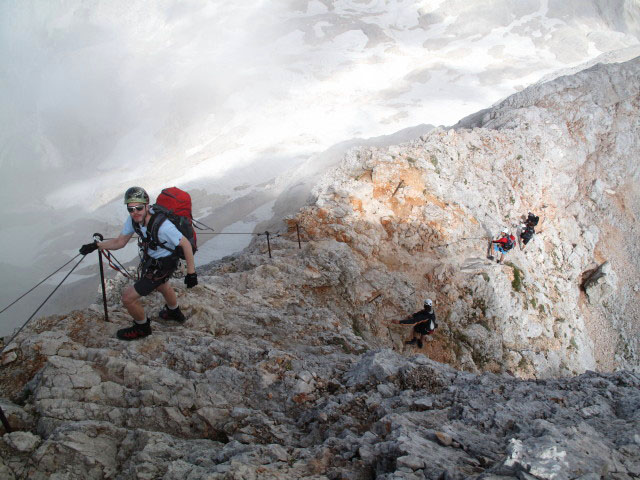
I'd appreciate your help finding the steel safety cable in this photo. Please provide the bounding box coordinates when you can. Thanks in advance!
[192,218,215,232]
[1,254,87,356]
[0,253,83,316]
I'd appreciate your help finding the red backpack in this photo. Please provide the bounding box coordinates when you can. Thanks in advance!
[133,187,197,258]
[503,235,515,251]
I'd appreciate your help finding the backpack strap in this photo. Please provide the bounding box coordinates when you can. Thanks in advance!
[131,213,174,256]
[146,211,178,256]
[132,220,149,256]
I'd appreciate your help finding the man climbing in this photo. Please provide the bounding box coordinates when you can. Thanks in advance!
[491,229,516,264]
[79,187,197,340]
[520,212,539,250]
[388,299,437,349]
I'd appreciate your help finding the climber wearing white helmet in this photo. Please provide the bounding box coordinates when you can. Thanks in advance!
[491,228,516,264]
[387,298,438,349]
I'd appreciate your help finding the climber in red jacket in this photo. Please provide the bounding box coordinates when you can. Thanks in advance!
[492,229,516,264]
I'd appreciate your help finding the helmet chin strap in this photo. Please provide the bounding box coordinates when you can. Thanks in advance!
[142,205,151,227]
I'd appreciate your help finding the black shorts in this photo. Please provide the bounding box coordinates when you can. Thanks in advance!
[414,321,434,335]
[134,255,179,297]
[521,232,534,245]
[521,227,535,245]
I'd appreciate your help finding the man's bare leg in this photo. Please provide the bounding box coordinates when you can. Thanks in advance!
[156,282,178,309]
[122,285,146,322]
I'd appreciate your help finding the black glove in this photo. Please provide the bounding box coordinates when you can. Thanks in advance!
[79,241,98,255]
[185,273,198,288]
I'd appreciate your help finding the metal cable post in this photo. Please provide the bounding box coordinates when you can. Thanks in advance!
[265,231,272,258]
[93,233,109,322]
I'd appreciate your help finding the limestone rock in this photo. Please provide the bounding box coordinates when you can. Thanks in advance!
[3,431,41,452]
[344,349,407,387]
[435,431,453,447]
[584,261,618,305]
[1,351,17,365]
[0,399,35,431]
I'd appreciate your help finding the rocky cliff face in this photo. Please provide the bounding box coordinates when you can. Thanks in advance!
[1,58,639,479]
[295,56,640,376]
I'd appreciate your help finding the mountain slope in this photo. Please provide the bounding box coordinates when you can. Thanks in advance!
[291,55,640,374]
[1,57,640,479]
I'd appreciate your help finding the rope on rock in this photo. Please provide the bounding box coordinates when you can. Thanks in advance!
[429,236,487,250]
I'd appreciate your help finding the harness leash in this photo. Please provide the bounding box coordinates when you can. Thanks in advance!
[101,250,135,280]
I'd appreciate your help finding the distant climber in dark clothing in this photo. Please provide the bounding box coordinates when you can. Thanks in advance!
[520,212,540,250]
[388,299,437,349]
[520,224,535,249]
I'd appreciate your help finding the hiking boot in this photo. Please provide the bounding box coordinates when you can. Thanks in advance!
[405,338,418,346]
[158,305,186,323]
[117,319,151,341]
[417,338,424,348]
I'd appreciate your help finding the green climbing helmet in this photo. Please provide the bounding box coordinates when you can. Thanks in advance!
[124,186,150,204]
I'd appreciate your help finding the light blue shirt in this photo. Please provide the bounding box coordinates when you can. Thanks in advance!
[121,213,183,259]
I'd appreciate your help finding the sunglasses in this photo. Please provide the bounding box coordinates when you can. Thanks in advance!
[127,205,146,213]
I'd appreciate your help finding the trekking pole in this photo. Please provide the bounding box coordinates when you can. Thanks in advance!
[265,231,272,258]
[93,233,109,322]
[0,406,11,433]
[296,224,302,249]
